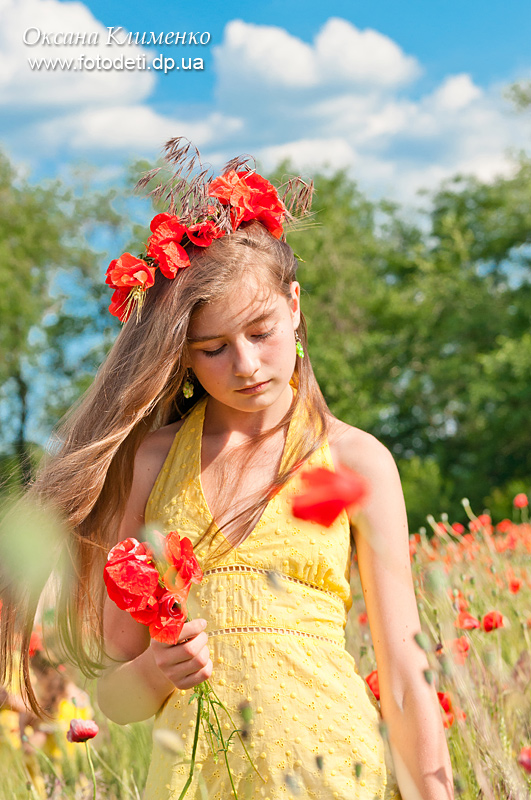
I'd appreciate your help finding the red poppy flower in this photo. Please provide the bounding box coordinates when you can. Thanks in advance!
[291,465,370,528]
[103,538,162,625]
[108,287,132,322]
[208,170,286,239]
[208,170,253,209]
[496,519,513,533]
[106,253,155,290]
[514,493,529,509]
[358,611,368,626]
[449,636,470,665]
[162,532,203,605]
[147,215,190,278]
[28,629,44,658]
[451,522,465,535]
[148,592,188,645]
[185,220,225,247]
[164,531,204,585]
[365,670,379,700]
[482,611,504,632]
[518,746,531,773]
[508,572,522,594]
[240,172,286,238]
[449,589,468,613]
[454,611,480,630]
[66,719,99,743]
[437,691,452,714]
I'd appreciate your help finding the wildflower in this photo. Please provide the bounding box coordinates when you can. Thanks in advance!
[449,588,468,612]
[66,719,99,743]
[518,746,531,773]
[437,692,466,728]
[513,493,529,509]
[451,522,465,535]
[365,670,379,700]
[291,465,369,527]
[482,611,504,632]
[28,628,43,658]
[454,611,480,630]
[507,568,522,594]
[449,636,470,665]
[358,611,368,626]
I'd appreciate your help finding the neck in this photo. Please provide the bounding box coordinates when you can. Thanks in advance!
[203,385,294,441]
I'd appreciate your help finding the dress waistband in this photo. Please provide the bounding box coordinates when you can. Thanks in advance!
[203,564,341,600]
[192,563,347,647]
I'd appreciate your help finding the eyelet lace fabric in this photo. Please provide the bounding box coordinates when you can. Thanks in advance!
[143,398,401,799]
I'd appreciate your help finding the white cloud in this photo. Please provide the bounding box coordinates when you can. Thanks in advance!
[0,0,154,108]
[258,138,358,173]
[0,0,242,157]
[214,17,421,95]
[215,20,317,89]
[0,4,529,210]
[32,106,242,154]
[429,74,483,111]
[314,18,421,87]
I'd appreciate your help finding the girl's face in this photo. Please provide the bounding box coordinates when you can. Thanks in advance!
[187,279,300,415]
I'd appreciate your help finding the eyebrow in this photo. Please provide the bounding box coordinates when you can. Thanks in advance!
[188,310,276,343]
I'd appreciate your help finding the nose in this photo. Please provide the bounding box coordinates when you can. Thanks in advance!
[232,339,260,378]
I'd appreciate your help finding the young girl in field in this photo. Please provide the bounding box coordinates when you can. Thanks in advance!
[2,141,453,799]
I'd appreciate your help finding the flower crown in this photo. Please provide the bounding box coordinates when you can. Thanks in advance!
[105,139,313,323]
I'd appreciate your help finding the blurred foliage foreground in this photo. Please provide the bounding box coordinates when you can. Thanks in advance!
[0,499,530,799]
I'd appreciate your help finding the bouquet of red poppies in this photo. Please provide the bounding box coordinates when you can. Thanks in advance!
[104,529,262,800]
[104,530,203,645]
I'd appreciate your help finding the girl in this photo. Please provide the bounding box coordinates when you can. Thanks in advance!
[3,142,453,800]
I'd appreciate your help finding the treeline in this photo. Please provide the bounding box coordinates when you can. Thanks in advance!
[0,149,530,529]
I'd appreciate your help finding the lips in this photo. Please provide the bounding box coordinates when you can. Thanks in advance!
[236,380,270,394]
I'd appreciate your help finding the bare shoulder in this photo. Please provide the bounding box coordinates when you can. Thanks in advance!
[136,418,184,473]
[327,416,398,479]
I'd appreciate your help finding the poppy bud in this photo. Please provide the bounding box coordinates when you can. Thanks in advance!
[66,719,99,743]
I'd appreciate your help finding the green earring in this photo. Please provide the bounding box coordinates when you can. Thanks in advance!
[295,331,304,359]
[182,377,194,399]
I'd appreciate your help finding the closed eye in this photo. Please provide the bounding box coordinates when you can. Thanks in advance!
[253,327,276,340]
[202,344,225,358]
[201,328,276,357]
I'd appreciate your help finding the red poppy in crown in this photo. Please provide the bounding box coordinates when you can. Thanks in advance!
[105,138,311,324]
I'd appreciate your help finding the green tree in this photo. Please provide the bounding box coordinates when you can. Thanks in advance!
[0,152,125,483]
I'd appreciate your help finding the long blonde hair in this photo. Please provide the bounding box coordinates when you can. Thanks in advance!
[1,220,329,713]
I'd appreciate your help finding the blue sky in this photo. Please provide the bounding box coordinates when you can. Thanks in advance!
[1,0,530,207]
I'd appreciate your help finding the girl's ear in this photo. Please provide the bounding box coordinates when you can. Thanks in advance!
[289,282,301,329]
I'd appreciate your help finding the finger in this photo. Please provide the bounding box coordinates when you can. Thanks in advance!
[177,643,211,676]
[177,618,207,642]
[170,632,209,666]
[175,659,213,690]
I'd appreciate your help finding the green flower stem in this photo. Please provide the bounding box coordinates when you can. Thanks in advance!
[206,682,264,782]
[177,696,203,800]
[85,741,97,800]
[176,679,265,800]
[208,693,239,799]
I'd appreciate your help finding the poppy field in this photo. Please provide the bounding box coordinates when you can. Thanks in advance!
[1,495,531,799]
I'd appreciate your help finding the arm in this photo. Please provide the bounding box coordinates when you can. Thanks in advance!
[333,429,454,800]
[96,429,213,725]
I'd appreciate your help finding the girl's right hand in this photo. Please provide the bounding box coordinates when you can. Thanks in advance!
[149,618,213,690]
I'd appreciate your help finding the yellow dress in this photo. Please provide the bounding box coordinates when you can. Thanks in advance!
[143,397,401,800]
